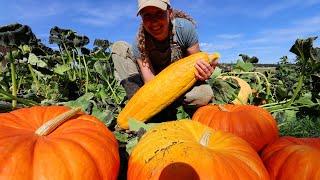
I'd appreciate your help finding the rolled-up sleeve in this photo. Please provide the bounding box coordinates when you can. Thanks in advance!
[175,18,199,49]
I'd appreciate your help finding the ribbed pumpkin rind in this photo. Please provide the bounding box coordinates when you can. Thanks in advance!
[261,137,320,180]
[0,106,120,180]
[192,104,279,151]
[128,120,270,180]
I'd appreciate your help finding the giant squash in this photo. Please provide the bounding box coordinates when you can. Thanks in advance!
[128,120,270,180]
[261,136,320,180]
[117,52,220,129]
[0,106,120,180]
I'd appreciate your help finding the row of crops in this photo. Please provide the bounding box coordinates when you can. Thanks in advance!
[1,23,319,137]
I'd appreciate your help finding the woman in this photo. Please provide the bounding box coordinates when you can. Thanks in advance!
[111,0,217,121]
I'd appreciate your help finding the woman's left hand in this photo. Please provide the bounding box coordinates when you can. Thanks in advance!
[194,59,218,81]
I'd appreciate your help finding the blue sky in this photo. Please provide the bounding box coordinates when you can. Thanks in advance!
[0,0,319,64]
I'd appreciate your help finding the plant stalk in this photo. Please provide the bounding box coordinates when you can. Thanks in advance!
[27,64,40,92]
[82,55,89,93]
[0,89,38,106]
[9,51,17,108]
[284,75,304,108]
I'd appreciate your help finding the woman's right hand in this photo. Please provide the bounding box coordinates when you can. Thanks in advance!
[194,59,217,81]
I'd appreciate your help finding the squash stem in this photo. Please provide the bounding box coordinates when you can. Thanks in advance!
[199,130,211,147]
[218,104,229,112]
[35,107,82,136]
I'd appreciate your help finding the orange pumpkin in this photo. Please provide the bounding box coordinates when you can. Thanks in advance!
[261,136,320,180]
[0,106,119,180]
[128,120,270,180]
[192,104,279,151]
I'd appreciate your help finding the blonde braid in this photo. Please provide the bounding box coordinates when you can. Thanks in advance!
[172,9,196,26]
[137,23,147,61]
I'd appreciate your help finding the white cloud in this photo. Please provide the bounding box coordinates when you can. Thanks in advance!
[216,33,243,40]
[199,14,320,63]
[257,0,320,17]
[185,0,320,18]
[200,42,237,51]
[75,3,136,26]
[12,2,66,19]
[246,14,320,45]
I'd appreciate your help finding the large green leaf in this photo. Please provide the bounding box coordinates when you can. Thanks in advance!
[28,53,47,68]
[54,64,71,75]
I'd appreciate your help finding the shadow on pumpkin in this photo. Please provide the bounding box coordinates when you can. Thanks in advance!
[159,162,200,180]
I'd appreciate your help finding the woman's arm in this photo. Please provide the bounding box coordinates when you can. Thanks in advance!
[136,57,156,83]
[186,42,201,54]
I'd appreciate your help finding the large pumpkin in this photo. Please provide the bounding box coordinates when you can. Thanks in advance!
[261,136,320,180]
[128,120,269,180]
[192,104,279,151]
[0,106,119,180]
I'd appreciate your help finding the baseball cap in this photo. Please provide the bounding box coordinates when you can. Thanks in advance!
[137,0,171,15]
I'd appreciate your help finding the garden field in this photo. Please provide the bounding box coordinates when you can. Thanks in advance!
[0,23,319,180]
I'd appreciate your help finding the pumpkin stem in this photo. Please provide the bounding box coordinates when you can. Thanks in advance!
[218,104,229,112]
[199,130,211,147]
[35,107,82,136]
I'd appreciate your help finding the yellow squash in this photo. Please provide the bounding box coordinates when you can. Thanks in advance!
[117,52,220,129]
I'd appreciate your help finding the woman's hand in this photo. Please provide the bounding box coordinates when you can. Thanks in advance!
[194,59,218,81]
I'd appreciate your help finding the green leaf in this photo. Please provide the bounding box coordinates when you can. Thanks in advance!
[94,60,113,80]
[311,47,320,62]
[275,110,297,127]
[290,37,316,63]
[128,119,151,132]
[176,106,190,119]
[28,53,47,68]
[126,137,139,154]
[64,93,94,110]
[21,45,31,54]
[210,67,222,79]
[113,131,129,143]
[54,64,71,75]
[295,93,314,106]
[91,106,113,125]
[233,60,254,72]
[210,78,239,104]
[239,54,259,63]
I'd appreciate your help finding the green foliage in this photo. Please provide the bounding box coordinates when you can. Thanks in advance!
[261,37,320,137]
[176,106,191,119]
[275,110,320,137]
[0,23,38,47]
[0,24,126,128]
[0,23,319,141]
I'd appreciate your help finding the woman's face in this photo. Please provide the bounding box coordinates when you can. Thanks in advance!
[140,6,172,41]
